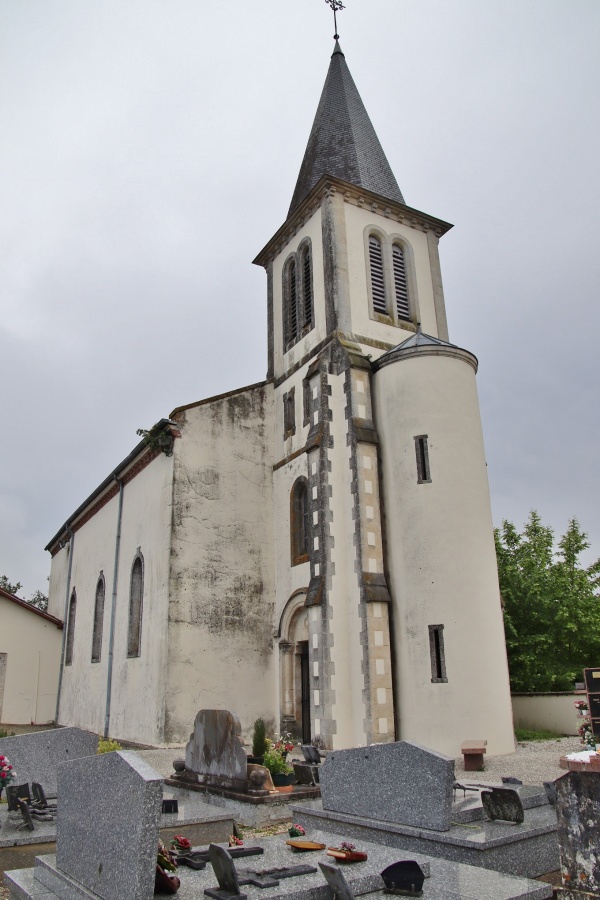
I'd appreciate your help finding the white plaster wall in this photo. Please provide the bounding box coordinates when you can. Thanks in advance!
[343,203,439,343]
[0,601,62,724]
[47,545,69,622]
[167,384,276,745]
[57,452,174,744]
[108,454,174,744]
[512,693,581,737]
[373,352,515,757]
[271,209,325,379]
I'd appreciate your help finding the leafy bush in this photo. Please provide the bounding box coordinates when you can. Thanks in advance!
[262,748,292,775]
[97,737,122,754]
[252,718,267,758]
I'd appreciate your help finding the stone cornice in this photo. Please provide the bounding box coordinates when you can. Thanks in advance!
[253,175,453,269]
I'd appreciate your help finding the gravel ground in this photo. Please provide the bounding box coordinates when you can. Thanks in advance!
[137,736,582,786]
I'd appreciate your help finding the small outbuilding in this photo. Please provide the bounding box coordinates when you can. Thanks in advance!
[0,587,63,726]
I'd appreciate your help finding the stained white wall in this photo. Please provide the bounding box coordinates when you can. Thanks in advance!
[55,451,174,744]
[167,384,276,744]
[0,598,62,724]
[374,350,515,757]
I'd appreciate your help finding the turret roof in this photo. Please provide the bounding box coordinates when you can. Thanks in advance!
[288,42,404,216]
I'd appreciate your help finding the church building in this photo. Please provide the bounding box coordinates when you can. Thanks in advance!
[46,40,515,757]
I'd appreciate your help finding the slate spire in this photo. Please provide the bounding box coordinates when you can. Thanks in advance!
[288,42,405,216]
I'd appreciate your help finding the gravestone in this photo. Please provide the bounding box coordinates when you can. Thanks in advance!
[186,709,248,791]
[481,787,524,824]
[302,745,321,765]
[555,770,600,898]
[205,843,247,900]
[247,762,275,792]
[35,751,162,900]
[320,740,455,831]
[381,861,426,897]
[319,862,356,900]
[0,726,97,795]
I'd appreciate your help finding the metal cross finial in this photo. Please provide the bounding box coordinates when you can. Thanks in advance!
[324,0,345,40]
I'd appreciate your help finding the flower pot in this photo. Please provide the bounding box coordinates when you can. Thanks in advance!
[271,772,294,787]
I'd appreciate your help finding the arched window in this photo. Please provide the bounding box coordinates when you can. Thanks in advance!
[127,552,144,658]
[302,246,313,328]
[65,589,77,666]
[290,478,310,566]
[393,243,411,321]
[91,573,105,663]
[369,235,387,315]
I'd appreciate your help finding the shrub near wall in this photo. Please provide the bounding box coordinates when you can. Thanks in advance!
[511,693,582,736]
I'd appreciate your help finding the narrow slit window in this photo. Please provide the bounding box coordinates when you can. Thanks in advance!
[65,590,77,666]
[302,247,313,328]
[91,574,105,663]
[414,434,431,483]
[429,625,447,682]
[127,554,144,658]
[283,388,296,438]
[369,235,387,315]
[392,244,410,321]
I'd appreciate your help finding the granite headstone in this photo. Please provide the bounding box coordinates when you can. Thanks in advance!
[481,787,525,824]
[185,709,248,791]
[205,843,247,899]
[318,862,357,900]
[0,727,97,796]
[44,751,163,900]
[555,770,600,898]
[319,740,455,831]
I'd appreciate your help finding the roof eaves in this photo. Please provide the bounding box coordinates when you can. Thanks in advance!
[0,588,63,627]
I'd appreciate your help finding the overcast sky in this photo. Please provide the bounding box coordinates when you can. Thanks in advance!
[1,0,599,597]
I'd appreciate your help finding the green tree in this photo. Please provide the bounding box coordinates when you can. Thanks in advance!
[496,513,600,692]
[0,575,22,595]
[0,576,48,611]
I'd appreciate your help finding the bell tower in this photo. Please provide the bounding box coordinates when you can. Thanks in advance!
[255,35,515,756]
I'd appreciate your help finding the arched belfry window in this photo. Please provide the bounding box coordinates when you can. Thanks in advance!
[291,478,310,566]
[393,243,411,321]
[284,259,298,346]
[283,241,315,350]
[127,552,144,658]
[91,573,105,663]
[65,589,77,666]
[369,235,387,315]
[302,245,313,328]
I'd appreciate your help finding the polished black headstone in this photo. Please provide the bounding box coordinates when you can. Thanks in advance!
[381,861,425,897]
[481,787,524,824]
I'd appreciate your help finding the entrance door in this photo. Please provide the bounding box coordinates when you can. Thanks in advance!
[300,642,311,744]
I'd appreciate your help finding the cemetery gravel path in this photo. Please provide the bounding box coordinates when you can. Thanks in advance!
[136,736,582,784]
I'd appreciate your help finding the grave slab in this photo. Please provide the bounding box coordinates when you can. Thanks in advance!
[292,801,559,879]
[5,830,553,900]
[0,728,97,796]
[319,741,455,832]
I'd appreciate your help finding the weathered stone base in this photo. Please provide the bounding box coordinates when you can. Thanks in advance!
[292,802,559,879]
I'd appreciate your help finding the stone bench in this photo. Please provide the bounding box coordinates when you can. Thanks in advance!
[461,740,487,771]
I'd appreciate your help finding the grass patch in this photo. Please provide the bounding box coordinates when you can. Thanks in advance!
[515,728,562,742]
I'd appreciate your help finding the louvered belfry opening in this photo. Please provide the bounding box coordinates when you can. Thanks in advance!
[302,248,313,328]
[288,260,298,343]
[393,244,410,321]
[369,235,387,315]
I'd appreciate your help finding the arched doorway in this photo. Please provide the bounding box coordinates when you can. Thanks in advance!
[278,593,311,744]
